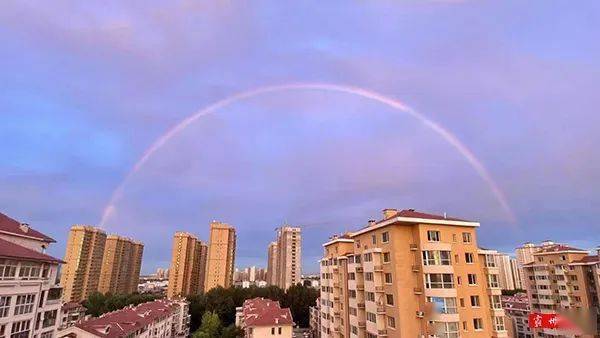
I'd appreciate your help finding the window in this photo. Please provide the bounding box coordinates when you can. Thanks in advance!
[425,273,454,289]
[10,320,30,338]
[490,295,502,309]
[467,274,477,285]
[0,297,10,318]
[351,326,358,334]
[366,292,375,302]
[382,232,389,243]
[470,295,480,307]
[422,250,451,265]
[365,272,373,281]
[364,253,372,262]
[386,294,394,305]
[0,260,17,280]
[278,327,282,334]
[372,235,376,245]
[452,234,457,242]
[457,276,461,285]
[487,274,500,288]
[434,322,459,338]
[387,316,396,328]
[462,321,467,331]
[465,252,474,263]
[485,255,496,267]
[427,297,457,314]
[427,230,440,242]
[366,312,376,323]
[460,298,465,307]
[494,316,505,331]
[42,310,57,328]
[14,294,35,315]
[462,232,472,243]
[18,263,41,280]
[473,318,483,330]
[383,252,391,263]
[348,272,355,280]
[349,290,356,298]
[349,307,357,316]
[384,273,393,284]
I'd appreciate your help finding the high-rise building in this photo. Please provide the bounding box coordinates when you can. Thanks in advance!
[276,226,302,290]
[522,244,600,337]
[98,235,144,295]
[167,232,208,298]
[61,225,107,302]
[205,221,236,291]
[267,241,278,285]
[319,209,508,338]
[0,212,64,337]
[486,252,518,291]
[514,240,555,290]
[509,258,522,290]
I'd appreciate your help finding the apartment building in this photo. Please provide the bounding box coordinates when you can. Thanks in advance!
[502,293,533,338]
[61,225,107,302]
[0,212,64,338]
[276,226,302,290]
[267,242,278,286]
[58,299,190,337]
[205,221,236,291]
[522,244,600,337]
[515,241,556,291]
[319,208,508,338]
[58,302,87,330]
[167,232,208,298]
[235,297,294,338]
[98,235,144,295]
[483,250,520,291]
[309,298,321,338]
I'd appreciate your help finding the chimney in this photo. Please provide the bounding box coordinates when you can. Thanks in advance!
[19,223,30,233]
[382,209,397,219]
[367,220,376,227]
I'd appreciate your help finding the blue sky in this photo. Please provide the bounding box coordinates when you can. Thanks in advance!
[1,1,599,274]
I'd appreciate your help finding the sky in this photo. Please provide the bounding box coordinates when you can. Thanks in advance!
[1,1,599,274]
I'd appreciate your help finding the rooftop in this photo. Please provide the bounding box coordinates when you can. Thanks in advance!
[382,209,471,223]
[572,255,599,264]
[74,300,180,337]
[242,297,293,327]
[534,244,587,255]
[0,237,63,263]
[0,212,55,243]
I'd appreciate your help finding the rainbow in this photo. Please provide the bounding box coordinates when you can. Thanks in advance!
[100,83,515,227]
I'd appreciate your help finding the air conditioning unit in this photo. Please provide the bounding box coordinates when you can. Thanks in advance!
[416,311,424,318]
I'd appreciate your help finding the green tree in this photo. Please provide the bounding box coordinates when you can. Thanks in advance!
[192,311,223,338]
[82,292,160,317]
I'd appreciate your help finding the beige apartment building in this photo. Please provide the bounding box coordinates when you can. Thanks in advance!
[319,208,508,338]
[267,241,278,286]
[522,244,600,337]
[167,232,208,298]
[61,225,107,302]
[515,241,555,290]
[204,221,236,291]
[276,226,302,290]
[98,235,144,295]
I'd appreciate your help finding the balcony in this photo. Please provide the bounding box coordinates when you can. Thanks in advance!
[357,303,365,309]
[374,286,384,293]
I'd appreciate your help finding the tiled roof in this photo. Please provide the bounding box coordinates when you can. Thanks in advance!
[75,300,178,337]
[382,209,470,223]
[242,298,293,327]
[572,255,599,264]
[0,237,63,263]
[0,212,55,242]
[535,244,586,254]
[62,302,86,311]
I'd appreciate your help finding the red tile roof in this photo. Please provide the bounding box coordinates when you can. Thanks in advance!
[382,209,470,223]
[0,237,63,263]
[572,255,599,264]
[242,298,293,327]
[0,212,55,242]
[75,300,178,337]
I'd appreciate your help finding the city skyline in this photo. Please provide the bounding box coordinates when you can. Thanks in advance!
[2,1,600,274]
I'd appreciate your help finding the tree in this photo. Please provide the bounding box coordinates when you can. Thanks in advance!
[82,292,160,317]
[192,311,223,338]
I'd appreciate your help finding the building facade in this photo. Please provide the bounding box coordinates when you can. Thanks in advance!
[58,302,87,330]
[319,209,508,338]
[522,244,599,337]
[167,232,208,298]
[59,299,190,337]
[309,298,321,338]
[205,221,236,292]
[98,235,144,295]
[267,242,278,286]
[501,293,533,338]
[515,241,555,291]
[0,212,64,338]
[276,226,302,290]
[61,225,107,302]
[235,297,294,338]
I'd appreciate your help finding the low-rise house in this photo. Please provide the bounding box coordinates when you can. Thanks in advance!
[58,299,189,337]
[236,297,294,337]
[59,302,87,330]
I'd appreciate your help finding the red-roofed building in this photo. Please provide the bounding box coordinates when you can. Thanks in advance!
[58,299,190,338]
[0,211,64,338]
[235,297,294,337]
[501,293,532,338]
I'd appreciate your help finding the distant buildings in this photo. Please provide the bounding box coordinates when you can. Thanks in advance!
[267,241,278,286]
[274,226,302,290]
[522,244,600,337]
[155,267,169,279]
[167,232,208,298]
[501,293,532,338]
[0,212,64,337]
[319,208,508,337]
[309,298,321,337]
[61,225,107,302]
[99,235,144,295]
[482,250,521,291]
[235,297,294,338]
[234,266,267,287]
[58,299,190,337]
[205,221,237,291]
